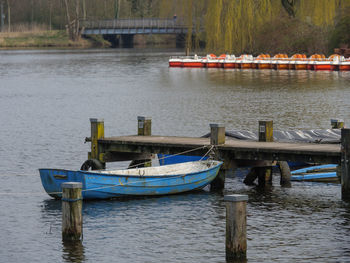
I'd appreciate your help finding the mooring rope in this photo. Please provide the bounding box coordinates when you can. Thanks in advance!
[200,145,215,161]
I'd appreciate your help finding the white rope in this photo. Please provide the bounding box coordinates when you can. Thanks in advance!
[200,145,215,161]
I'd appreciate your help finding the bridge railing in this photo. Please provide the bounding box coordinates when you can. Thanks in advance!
[83,18,187,30]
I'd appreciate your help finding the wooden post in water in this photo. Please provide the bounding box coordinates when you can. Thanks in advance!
[257,120,273,186]
[331,119,344,129]
[277,161,291,187]
[210,124,225,191]
[137,116,152,136]
[131,116,152,167]
[89,118,105,162]
[62,182,83,241]
[341,128,350,201]
[210,123,225,145]
[225,194,248,261]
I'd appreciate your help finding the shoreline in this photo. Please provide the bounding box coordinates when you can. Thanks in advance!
[0,30,111,49]
[0,30,177,50]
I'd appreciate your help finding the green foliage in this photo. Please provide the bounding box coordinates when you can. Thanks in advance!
[253,13,330,55]
[1,0,348,53]
[329,8,350,52]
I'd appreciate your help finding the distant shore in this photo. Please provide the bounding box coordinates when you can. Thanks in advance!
[0,30,176,49]
[0,30,111,49]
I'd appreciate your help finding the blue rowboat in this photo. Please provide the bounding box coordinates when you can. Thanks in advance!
[291,164,338,182]
[39,160,223,200]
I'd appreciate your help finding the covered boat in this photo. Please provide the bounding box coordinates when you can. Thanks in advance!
[39,160,223,200]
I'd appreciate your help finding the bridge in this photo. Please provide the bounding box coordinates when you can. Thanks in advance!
[82,18,195,47]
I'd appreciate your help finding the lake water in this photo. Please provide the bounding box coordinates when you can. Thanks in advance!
[1,48,350,262]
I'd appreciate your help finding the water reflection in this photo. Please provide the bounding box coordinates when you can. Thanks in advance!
[62,240,85,263]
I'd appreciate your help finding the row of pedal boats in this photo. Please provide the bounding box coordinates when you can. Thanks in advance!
[169,53,350,71]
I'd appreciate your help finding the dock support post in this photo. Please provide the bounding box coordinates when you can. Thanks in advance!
[210,124,225,191]
[62,182,83,241]
[137,116,152,136]
[210,123,225,145]
[257,120,273,186]
[277,161,291,187]
[131,116,152,167]
[225,194,248,261]
[89,118,105,164]
[331,119,344,129]
[341,128,350,201]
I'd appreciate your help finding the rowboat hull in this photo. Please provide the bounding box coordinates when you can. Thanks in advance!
[39,160,223,200]
[291,164,339,183]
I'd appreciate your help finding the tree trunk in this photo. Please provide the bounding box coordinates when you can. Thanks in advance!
[31,0,34,30]
[64,0,83,41]
[63,0,73,40]
[6,0,10,32]
[75,0,79,41]
[82,0,86,20]
[49,0,52,31]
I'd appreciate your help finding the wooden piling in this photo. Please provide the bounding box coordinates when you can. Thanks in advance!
[132,116,152,167]
[137,116,152,136]
[277,161,291,187]
[258,120,273,142]
[341,128,350,201]
[89,118,104,162]
[257,120,273,186]
[209,124,225,191]
[224,194,248,261]
[210,124,225,145]
[62,182,83,241]
[331,119,344,129]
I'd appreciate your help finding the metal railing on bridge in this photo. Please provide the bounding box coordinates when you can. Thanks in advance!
[82,18,191,35]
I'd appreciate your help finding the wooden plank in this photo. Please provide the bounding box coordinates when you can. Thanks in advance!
[98,135,340,164]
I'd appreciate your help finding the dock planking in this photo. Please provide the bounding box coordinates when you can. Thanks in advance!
[99,135,341,164]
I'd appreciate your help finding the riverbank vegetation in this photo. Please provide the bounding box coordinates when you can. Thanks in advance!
[0,0,350,54]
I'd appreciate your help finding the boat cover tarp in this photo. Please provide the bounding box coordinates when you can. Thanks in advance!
[203,129,341,144]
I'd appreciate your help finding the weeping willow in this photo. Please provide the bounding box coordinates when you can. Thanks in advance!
[296,0,340,26]
[157,0,345,53]
[204,0,275,54]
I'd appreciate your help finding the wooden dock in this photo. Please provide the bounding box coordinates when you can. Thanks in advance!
[98,135,340,164]
[84,118,350,201]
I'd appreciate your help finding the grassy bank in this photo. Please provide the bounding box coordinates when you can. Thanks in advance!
[0,30,110,49]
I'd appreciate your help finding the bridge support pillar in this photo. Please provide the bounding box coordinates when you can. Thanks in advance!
[176,34,185,48]
[121,34,134,48]
[103,34,120,48]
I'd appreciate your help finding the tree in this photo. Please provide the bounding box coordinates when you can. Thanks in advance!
[6,0,10,32]
[63,0,84,41]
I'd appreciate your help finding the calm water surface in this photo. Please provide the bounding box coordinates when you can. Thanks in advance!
[1,48,350,262]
